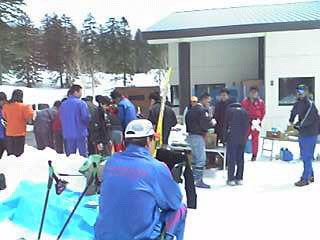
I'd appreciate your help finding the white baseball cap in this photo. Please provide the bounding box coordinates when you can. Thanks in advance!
[125,119,155,139]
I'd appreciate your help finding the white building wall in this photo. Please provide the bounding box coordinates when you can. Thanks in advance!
[264,29,320,131]
[191,38,259,90]
[168,43,179,86]
[168,38,259,94]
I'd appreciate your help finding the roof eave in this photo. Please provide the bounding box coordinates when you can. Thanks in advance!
[142,20,320,43]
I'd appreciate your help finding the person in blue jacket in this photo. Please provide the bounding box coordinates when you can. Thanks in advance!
[289,84,320,187]
[60,85,90,157]
[0,92,7,159]
[94,119,187,240]
[225,103,249,186]
[110,89,137,130]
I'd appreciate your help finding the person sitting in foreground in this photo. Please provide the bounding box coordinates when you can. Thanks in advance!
[94,119,187,240]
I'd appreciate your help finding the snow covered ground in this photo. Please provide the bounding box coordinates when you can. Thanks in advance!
[1,141,320,240]
[1,70,159,107]
[1,73,320,239]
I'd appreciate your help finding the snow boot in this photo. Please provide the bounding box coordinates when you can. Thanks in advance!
[310,175,314,183]
[227,180,236,186]
[251,156,257,161]
[294,179,309,187]
[235,180,243,185]
[195,179,211,189]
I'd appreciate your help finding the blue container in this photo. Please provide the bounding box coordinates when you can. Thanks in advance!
[245,139,252,154]
[281,148,293,161]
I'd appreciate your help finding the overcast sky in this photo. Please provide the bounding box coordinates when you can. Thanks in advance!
[25,0,311,32]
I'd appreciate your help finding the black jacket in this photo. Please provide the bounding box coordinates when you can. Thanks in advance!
[214,98,235,142]
[186,104,214,135]
[148,102,177,145]
[156,148,197,209]
[225,103,249,145]
[90,106,111,144]
[289,97,320,137]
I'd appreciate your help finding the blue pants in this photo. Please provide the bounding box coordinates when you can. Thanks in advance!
[64,137,88,158]
[299,135,317,181]
[150,204,187,240]
[187,134,206,180]
[227,142,245,181]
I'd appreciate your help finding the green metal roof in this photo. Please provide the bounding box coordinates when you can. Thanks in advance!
[143,1,320,40]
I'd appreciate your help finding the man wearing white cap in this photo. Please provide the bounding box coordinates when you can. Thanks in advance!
[95,119,187,240]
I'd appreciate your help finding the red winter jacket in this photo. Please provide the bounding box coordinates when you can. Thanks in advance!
[241,97,265,122]
[52,109,62,132]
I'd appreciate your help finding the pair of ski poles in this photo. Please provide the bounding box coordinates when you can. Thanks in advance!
[38,161,99,240]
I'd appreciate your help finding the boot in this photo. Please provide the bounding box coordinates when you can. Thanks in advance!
[195,179,211,189]
[251,156,257,161]
[235,180,243,185]
[310,174,314,183]
[227,180,236,186]
[294,179,309,187]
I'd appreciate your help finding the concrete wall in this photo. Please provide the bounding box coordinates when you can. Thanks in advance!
[264,29,320,131]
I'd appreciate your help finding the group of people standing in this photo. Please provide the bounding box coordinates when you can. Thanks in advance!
[185,86,266,188]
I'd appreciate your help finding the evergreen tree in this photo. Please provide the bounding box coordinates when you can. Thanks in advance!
[61,14,79,87]
[118,17,134,86]
[81,13,99,95]
[103,17,121,74]
[41,14,65,87]
[0,0,26,84]
[13,16,43,87]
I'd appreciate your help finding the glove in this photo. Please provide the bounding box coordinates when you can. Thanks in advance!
[211,119,217,126]
[251,119,261,132]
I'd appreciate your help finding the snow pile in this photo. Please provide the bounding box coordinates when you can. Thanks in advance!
[0,142,320,239]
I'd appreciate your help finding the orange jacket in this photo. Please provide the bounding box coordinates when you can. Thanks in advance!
[3,102,33,137]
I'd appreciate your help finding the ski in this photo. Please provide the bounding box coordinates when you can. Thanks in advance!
[151,67,173,157]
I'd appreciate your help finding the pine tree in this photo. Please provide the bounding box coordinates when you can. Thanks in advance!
[103,17,121,74]
[118,17,135,86]
[134,29,150,73]
[0,0,26,85]
[61,14,79,87]
[13,16,43,87]
[41,14,65,87]
[81,13,99,95]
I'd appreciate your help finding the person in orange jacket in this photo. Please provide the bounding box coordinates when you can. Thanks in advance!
[241,86,265,161]
[3,89,34,157]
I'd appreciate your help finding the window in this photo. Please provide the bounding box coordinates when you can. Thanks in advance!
[279,77,315,106]
[170,85,179,106]
[194,84,226,102]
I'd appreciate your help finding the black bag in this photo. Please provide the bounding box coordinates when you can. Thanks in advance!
[0,173,6,190]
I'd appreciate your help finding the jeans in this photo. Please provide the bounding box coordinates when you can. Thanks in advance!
[227,142,245,181]
[150,204,187,240]
[187,134,206,181]
[64,137,88,157]
[299,135,317,181]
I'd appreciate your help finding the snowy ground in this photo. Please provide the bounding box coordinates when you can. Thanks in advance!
[1,70,159,107]
[1,73,320,239]
[1,140,320,240]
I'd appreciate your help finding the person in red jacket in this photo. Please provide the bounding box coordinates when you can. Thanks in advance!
[52,100,64,154]
[241,86,265,161]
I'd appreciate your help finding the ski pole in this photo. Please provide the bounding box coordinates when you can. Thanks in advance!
[38,161,54,240]
[58,173,84,177]
[57,163,98,240]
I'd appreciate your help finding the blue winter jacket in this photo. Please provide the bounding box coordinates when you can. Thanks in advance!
[60,96,90,140]
[0,110,4,139]
[117,98,137,130]
[94,144,182,240]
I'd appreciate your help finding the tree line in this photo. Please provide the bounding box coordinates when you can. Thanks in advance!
[0,0,167,88]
